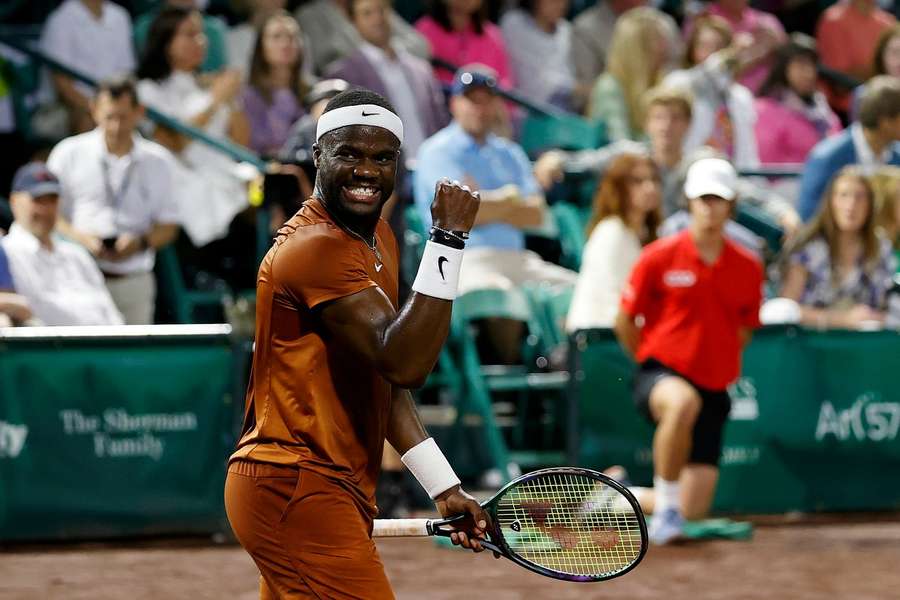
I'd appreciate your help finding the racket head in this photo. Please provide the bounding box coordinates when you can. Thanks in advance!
[483,467,648,582]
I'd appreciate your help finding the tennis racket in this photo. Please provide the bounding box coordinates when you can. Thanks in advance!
[372,467,647,582]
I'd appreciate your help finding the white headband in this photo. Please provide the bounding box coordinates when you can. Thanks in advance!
[316,104,404,145]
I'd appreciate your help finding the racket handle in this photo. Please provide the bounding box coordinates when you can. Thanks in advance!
[371,518,432,537]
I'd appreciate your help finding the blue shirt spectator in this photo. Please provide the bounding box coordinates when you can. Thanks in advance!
[414,121,540,251]
[0,245,13,291]
[798,77,900,221]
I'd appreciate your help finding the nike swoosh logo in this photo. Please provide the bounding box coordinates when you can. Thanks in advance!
[438,256,448,280]
[375,262,383,272]
[361,110,379,117]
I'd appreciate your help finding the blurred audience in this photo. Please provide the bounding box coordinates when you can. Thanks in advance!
[664,15,760,169]
[782,167,897,328]
[327,0,449,163]
[47,77,179,325]
[297,0,428,76]
[500,0,576,111]
[135,0,230,75]
[816,0,895,115]
[1,163,124,326]
[136,6,251,248]
[280,78,349,168]
[798,76,900,221]
[851,24,900,120]
[587,7,674,142]
[684,0,786,94]
[567,153,661,331]
[872,166,900,252]
[242,11,310,157]
[414,66,576,297]
[40,0,136,134]
[415,0,514,87]
[536,86,798,236]
[227,0,299,78]
[754,34,842,166]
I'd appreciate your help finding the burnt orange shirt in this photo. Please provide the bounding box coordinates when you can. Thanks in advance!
[230,197,399,517]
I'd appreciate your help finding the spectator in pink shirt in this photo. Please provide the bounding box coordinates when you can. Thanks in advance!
[684,0,786,94]
[754,34,842,166]
[415,0,513,88]
[816,0,896,114]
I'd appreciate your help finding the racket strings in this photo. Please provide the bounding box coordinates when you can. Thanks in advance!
[495,473,642,578]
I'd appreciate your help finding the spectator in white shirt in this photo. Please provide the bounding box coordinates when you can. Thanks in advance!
[48,77,180,325]
[40,0,136,134]
[567,153,662,331]
[1,163,124,326]
[136,6,252,249]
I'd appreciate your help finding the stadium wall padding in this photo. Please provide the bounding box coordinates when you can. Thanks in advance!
[0,332,244,541]
[571,326,900,514]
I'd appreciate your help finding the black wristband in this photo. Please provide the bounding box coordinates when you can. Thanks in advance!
[429,227,466,250]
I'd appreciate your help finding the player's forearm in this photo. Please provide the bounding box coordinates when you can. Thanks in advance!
[386,388,429,455]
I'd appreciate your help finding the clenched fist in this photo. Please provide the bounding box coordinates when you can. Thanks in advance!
[430,178,481,233]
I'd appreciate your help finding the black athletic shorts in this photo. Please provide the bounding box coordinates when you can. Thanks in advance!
[632,358,731,466]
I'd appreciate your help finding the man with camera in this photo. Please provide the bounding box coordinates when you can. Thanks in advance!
[47,76,180,324]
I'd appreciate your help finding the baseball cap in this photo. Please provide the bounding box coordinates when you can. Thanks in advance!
[683,158,737,201]
[451,64,498,97]
[11,162,61,197]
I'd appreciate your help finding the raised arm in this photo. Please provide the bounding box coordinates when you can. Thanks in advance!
[318,181,479,388]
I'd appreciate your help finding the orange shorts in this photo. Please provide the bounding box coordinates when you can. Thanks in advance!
[224,461,394,600]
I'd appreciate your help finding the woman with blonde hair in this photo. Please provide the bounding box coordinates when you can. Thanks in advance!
[587,7,673,142]
[781,167,897,329]
[567,153,662,331]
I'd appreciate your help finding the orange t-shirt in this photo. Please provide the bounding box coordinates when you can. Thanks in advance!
[230,197,400,517]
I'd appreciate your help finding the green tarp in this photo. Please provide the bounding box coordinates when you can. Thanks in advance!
[571,326,900,514]
[0,329,242,541]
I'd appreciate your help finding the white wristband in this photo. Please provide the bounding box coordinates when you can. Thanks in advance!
[401,437,461,499]
[412,241,463,301]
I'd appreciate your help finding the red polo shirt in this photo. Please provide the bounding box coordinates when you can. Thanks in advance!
[620,230,763,391]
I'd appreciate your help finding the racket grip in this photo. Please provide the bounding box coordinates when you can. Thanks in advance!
[371,519,432,537]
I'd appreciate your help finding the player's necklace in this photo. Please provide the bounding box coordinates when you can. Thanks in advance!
[324,203,383,270]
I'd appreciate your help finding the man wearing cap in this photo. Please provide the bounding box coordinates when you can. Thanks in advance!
[613,158,763,544]
[47,76,180,324]
[225,88,488,599]
[414,65,576,355]
[1,162,124,326]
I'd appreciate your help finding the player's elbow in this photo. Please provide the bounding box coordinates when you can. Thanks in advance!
[378,362,430,389]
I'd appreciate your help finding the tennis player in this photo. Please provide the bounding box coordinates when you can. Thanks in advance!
[224,88,488,599]
[614,158,763,544]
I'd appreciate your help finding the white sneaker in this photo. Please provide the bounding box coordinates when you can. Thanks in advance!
[648,507,684,545]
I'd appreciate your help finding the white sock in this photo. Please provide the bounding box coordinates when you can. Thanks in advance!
[654,475,681,514]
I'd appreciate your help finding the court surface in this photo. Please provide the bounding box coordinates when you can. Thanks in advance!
[2,516,899,599]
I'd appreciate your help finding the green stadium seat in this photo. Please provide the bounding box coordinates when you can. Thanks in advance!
[519,114,607,159]
[448,288,570,482]
[549,202,589,270]
[155,244,229,324]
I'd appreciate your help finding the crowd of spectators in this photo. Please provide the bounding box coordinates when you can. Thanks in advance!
[0,0,899,331]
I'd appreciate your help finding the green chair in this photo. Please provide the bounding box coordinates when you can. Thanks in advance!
[155,245,229,324]
[519,114,607,159]
[449,288,570,482]
[524,283,575,351]
[550,202,589,270]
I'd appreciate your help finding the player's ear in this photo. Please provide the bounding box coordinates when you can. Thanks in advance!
[312,143,321,169]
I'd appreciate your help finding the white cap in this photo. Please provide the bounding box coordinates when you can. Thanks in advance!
[684,158,738,201]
